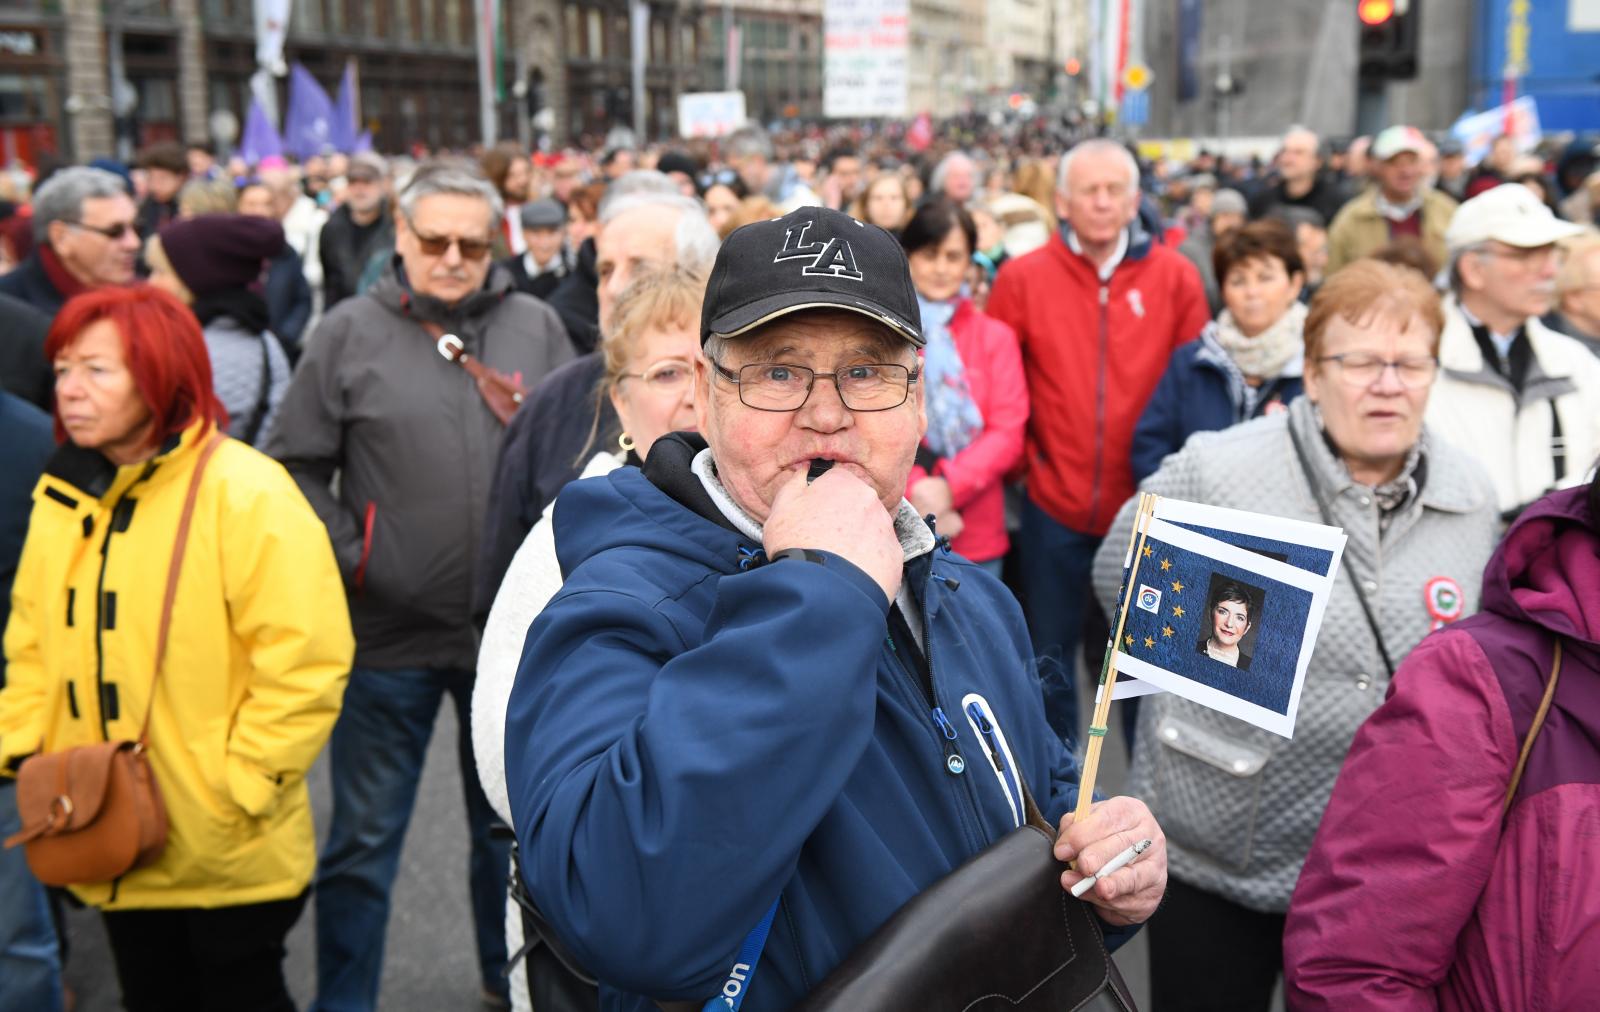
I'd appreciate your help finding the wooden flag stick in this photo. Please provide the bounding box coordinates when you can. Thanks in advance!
[1072,493,1159,825]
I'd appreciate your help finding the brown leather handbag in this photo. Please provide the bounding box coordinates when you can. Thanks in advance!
[4,431,225,886]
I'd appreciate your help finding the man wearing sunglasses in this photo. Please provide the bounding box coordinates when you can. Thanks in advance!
[505,207,1166,1010]
[267,160,573,1012]
[1429,182,1600,520]
[0,167,140,318]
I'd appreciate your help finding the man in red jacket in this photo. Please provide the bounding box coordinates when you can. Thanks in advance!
[988,139,1209,745]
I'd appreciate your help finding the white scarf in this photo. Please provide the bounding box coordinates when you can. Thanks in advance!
[1212,300,1307,382]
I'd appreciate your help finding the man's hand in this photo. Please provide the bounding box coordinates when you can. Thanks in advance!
[937,509,964,541]
[1054,797,1167,926]
[764,469,903,603]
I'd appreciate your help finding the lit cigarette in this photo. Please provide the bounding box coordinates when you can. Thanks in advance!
[1071,838,1153,899]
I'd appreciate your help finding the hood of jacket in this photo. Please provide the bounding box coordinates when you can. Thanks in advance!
[553,432,755,585]
[1481,483,1600,648]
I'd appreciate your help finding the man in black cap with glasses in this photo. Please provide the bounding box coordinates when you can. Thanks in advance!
[505,207,1165,1011]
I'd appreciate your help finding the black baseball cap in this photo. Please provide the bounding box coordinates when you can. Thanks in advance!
[701,206,923,348]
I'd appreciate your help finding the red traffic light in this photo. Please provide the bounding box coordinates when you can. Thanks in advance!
[1359,0,1395,24]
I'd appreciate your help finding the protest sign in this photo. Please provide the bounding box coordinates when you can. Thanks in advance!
[1110,498,1345,702]
[677,91,747,139]
[1109,516,1338,738]
[823,0,909,119]
[1073,495,1345,820]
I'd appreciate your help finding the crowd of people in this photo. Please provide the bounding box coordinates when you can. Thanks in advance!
[0,114,1597,1012]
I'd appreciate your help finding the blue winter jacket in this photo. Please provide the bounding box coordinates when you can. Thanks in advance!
[505,450,1130,1010]
[1130,334,1305,483]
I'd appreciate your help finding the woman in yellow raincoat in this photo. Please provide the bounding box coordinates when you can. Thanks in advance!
[0,285,353,1011]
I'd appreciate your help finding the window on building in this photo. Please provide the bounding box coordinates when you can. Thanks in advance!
[293,0,322,33]
[680,23,696,64]
[137,78,177,120]
[418,0,435,40]
[565,4,581,57]
[587,9,604,59]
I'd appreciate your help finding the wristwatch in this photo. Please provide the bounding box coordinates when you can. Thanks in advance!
[769,548,828,566]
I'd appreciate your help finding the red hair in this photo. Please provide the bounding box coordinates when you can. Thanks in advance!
[44,285,228,448]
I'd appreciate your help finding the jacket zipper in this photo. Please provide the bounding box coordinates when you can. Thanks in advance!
[90,464,156,742]
[1089,284,1109,529]
[90,510,117,741]
[883,607,987,854]
[963,697,1023,828]
[884,631,964,776]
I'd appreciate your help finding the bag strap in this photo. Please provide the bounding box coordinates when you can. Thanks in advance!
[416,318,526,404]
[238,333,274,447]
[1286,421,1397,679]
[1503,638,1563,815]
[141,430,226,746]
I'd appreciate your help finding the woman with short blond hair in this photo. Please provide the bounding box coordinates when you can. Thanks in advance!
[473,264,708,1012]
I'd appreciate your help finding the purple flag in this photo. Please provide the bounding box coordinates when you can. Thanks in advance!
[283,63,337,161]
[333,61,359,153]
[354,130,373,154]
[239,97,283,166]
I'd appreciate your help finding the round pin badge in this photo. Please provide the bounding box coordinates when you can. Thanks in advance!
[1424,576,1464,631]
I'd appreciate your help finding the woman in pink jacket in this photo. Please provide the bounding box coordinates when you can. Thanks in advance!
[898,199,1028,574]
[1283,479,1600,1010]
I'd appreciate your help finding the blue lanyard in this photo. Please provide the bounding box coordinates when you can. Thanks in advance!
[702,898,780,1011]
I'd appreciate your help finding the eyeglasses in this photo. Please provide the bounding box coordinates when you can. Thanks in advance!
[620,357,694,393]
[408,221,493,261]
[66,220,136,241]
[711,360,919,412]
[1316,353,1439,389]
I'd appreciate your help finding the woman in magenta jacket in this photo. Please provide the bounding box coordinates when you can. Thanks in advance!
[898,199,1028,572]
[1283,479,1600,1010]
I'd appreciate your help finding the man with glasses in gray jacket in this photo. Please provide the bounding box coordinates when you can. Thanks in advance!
[268,159,573,1012]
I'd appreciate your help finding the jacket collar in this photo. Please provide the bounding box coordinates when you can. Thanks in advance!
[43,419,215,503]
[1053,218,1152,281]
[1439,299,1577,402]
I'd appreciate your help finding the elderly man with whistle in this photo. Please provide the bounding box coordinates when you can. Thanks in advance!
[505,207,1166,1011]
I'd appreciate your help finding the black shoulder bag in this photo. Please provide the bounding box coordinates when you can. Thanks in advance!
[793,774,1138,1012]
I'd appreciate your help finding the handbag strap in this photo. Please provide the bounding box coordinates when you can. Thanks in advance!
[416,318,526,401]
[238,332,274,447]
[140,430,226,746]
[1286,420,1397,679]
[1503,638,1563,815]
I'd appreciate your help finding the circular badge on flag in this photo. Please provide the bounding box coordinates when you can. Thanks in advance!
[1424,577,1464,630]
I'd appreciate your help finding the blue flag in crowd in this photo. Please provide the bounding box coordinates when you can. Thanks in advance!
[1116,529,1315,718]
[333,62,359,154]
[284,63,336,161]
[239,98,283,165]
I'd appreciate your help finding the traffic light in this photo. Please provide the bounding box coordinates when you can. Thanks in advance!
[1358,0,1421,80]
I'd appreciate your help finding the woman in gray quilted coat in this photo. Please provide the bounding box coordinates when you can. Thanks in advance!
[1092,259,1500,1012]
